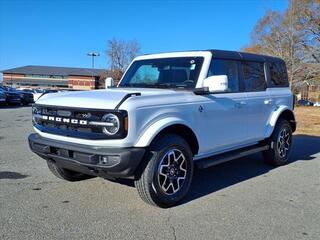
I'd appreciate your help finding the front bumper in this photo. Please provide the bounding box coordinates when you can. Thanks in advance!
[28,133,145,179]
[6,97,21,103]
[22,96,34,103]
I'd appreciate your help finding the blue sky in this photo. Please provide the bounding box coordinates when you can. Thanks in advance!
[0,0,288,74]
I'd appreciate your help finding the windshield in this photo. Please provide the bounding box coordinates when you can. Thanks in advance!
[119,57,204,89]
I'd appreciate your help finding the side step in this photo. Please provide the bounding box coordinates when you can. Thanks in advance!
[195,144,269,169]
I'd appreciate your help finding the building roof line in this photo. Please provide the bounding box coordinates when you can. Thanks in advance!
[1,65,106,77]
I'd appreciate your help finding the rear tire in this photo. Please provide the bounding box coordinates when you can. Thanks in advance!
[263,119,293,166]
[135,134,194,208]
[47,160,92,181]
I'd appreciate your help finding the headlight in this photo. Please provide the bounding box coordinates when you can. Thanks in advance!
[101,113,120,135]
[32,106,41,114]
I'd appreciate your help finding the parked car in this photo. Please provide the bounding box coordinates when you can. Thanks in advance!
[0,89,7,105]
[0,86,21,105]
[28,50,296,207]
[1,86,34,105]
[297,99,314,106]
[313,102,320,107]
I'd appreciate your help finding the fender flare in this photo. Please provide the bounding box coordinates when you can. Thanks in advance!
[264,105,296,138]
[134,117,194,147]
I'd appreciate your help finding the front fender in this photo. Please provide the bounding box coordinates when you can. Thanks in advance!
[134,117,192,147]
[264,105,295,138]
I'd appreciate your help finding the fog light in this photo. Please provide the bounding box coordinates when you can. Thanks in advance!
[99,155,120,166]
[101,156,108,164]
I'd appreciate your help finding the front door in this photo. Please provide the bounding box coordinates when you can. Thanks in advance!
[195,59,249,157]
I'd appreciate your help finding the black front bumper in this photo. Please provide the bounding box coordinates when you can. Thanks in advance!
[22,96,34,104]
[28,133,145,179]
[6,96,21,104]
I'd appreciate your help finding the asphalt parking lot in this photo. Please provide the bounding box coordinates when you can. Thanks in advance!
[0,106,320,240]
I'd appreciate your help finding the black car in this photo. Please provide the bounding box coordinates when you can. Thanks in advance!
[0,87,21,105]
[297,99,314,106]
[1,86,34,105]
[19,91,34,105]
[0,89,7,105]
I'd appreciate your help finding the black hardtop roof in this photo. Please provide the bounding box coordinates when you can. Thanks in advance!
[143,49,284,63]
[208,49,284,62]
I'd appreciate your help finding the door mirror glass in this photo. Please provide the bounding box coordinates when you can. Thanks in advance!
[105,77,115,88]
[203,75,228,92]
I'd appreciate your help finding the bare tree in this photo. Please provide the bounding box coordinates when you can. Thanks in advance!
[242,0,320,89]
[106,38,141,82]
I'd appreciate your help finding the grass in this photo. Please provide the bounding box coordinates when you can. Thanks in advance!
[294,106,320,136]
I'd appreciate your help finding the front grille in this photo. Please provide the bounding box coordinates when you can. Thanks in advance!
[32,105,127,140]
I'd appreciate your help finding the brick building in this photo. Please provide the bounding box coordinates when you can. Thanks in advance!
[1,65,106,90]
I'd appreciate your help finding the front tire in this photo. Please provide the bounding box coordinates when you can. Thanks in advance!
[47,160,92,181]
[263,119,293,166]
[135,134,194,208]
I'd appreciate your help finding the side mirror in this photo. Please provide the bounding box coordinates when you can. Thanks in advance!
[203,75,228,92]
[105,77,115,88]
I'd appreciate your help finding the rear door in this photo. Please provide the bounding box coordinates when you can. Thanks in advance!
[241,61,273,142]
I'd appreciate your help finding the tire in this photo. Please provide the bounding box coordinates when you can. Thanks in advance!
[47,160,92,181]
[135,134,194,208]
[263,119,293,166]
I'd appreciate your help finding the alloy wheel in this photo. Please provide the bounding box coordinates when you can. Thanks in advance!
[158,149,187,195]
[277,128,291,158]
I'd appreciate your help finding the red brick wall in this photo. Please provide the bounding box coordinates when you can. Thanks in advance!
[3,73,25,84]
[68,75,96,90]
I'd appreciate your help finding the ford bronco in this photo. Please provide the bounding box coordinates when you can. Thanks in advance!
[28,50,296,207]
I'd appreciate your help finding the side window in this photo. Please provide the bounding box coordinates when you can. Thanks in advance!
[242,61,266,92]
[207,59,240,92]
[269,61,288,87]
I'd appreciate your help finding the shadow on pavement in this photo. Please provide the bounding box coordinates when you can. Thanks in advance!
[0,104,32,109]
[182,134,320,205]
[0,171,29,180]
[102,135,320,204]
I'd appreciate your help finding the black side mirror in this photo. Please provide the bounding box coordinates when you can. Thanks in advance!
[193,87,210,95]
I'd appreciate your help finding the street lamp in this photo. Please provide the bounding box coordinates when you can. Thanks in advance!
[87,52,100,89]
[87,52,100,69]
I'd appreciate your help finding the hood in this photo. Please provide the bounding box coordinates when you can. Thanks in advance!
[35,88,178,109]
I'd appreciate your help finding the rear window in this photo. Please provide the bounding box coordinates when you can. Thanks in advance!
[242,61,266,92]
[269,61,289,87]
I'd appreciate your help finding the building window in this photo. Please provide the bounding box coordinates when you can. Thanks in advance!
[25,74,67,79]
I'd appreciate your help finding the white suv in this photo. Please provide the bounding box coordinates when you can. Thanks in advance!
[29,50,296,207]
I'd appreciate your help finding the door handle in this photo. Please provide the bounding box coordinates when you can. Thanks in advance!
[235,101,246,108]
[264,99,273,105]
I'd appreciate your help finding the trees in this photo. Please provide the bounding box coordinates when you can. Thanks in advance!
[98,38,141,88]
[242,0,320,90]
[106,38,140,82]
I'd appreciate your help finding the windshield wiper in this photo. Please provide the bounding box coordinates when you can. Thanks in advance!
[121,82,186,89]
[121,83,148,88]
